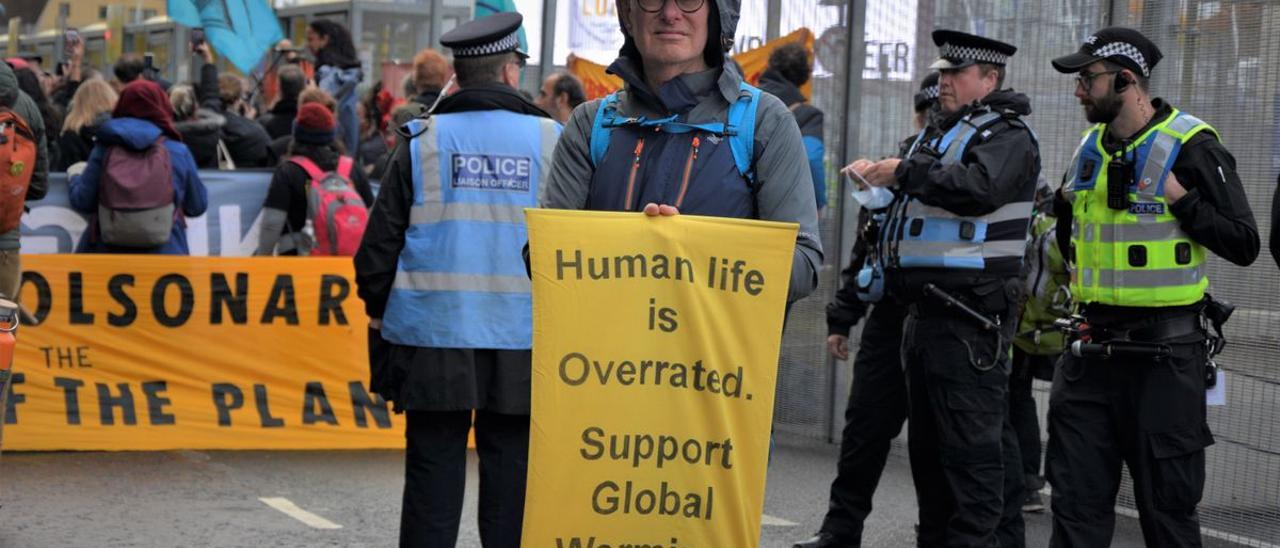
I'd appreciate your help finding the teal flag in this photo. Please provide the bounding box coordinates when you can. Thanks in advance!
[473,0,528,53]
[168,0,285,74]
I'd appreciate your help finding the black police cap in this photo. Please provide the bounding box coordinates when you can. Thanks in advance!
[440,12,527,59]
[1051,26,1162,77]
[930,30,1017,70]
[914,72,939,112]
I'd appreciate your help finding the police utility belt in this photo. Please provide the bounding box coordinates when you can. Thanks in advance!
[1053,297,1233,387]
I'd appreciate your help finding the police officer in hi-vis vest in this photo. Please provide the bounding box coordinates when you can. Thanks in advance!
[1047,27,1259,547]
[854,30,1039,547]
[354,13,560,548]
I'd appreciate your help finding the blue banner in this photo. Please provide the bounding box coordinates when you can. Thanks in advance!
[20,170,273,256]
[168,0,285,74]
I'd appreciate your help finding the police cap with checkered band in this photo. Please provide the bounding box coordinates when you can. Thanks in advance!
[1051,26,1162,78]
[440,12,528,59]
[929,30,1017,70]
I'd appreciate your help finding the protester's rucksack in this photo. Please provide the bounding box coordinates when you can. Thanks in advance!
[290,155,367,256]
[1014,195,1071,356]
[588,81,762,184]
[98,139,176,248]
[0,109,38,233]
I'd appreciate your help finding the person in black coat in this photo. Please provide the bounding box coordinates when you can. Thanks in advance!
[757,43,827,212]
[170,84,224,169]
[54,78,117,171]
[255,103,372,255]
[258,64,306,140]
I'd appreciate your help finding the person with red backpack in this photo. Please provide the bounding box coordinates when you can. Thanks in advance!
[256,102,372,256]
[68,80,208,255]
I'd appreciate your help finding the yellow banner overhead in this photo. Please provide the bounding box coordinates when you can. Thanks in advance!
[521,210,796,547]
[5,255,403,451]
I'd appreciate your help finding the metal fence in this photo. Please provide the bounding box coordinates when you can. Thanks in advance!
[769,0,1280,544]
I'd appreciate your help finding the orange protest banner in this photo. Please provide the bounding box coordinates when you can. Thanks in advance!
[5,255,404,451]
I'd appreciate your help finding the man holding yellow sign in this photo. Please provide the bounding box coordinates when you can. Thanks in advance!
[532,0,821,543]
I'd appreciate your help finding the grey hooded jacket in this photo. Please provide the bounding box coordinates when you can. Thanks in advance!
[0,61,49,251]
[540,0,823,303]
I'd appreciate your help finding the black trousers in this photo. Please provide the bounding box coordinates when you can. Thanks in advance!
[1009,349,1049,485]
[1046,340,1212,548]
[903,312,1024,548]
[400,409,530,548]
[818,303,909,543]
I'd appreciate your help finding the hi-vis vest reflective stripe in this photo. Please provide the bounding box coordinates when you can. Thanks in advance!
[1063,109,1214,307]
[381,110,560,350]
[883,110,1035,271]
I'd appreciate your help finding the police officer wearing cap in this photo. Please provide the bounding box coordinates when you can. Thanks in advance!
[854,30,1039,547]
[1047,27,1259,547]
[793,73,938,548]
[354,12,560,548]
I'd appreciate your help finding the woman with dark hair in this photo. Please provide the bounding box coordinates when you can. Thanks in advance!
[307,19,362,153]
[68,80,207,255]
[356,81,395,177]
[13,66,63,169]
[256,103,372,256]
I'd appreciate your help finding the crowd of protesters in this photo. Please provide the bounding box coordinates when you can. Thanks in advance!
[2,19,520,262]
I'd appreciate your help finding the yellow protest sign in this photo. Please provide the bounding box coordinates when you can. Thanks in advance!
[522,210,796,547]
[6,255,403,451]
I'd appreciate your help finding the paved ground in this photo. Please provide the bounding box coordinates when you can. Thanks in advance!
[0,438,1250,547]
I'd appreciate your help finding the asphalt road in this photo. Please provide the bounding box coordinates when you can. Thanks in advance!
[0,437,1251,547]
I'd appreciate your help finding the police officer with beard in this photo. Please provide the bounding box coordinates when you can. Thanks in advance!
[854,30,1039,547]
[1047,27,1259,547]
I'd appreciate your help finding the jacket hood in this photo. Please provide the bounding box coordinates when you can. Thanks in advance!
[175,108,225,134]
[932,88,1032,128]
[98,117,165,150]
[983,89,1032,116]
[616,0,739,68]
[757,69,805,106]
[0,62,18,108]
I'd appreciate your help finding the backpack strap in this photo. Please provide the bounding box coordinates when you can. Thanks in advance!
[726,82,761,184]
[289,156,326,180]
[588,92,621,168]
[336,156,354,179]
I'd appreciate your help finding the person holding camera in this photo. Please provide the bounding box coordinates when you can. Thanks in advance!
[1047,27,1259,547]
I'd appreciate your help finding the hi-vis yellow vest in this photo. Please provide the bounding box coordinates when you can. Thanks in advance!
[1062,109,1216,307]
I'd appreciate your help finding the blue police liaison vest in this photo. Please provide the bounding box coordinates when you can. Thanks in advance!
[882,109,1036,277]
[381,110,561,350]
[585,82,760,217]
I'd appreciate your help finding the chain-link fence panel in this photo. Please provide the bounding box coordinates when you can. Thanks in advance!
[772,0,1278,543]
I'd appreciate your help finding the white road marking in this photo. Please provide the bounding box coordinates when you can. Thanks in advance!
[761,513,798,527]
[259,497,343,530]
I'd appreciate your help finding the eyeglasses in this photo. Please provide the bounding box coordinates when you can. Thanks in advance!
[510,55,527,69]
[1074,69,1121,89]
[636,0,705,14]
